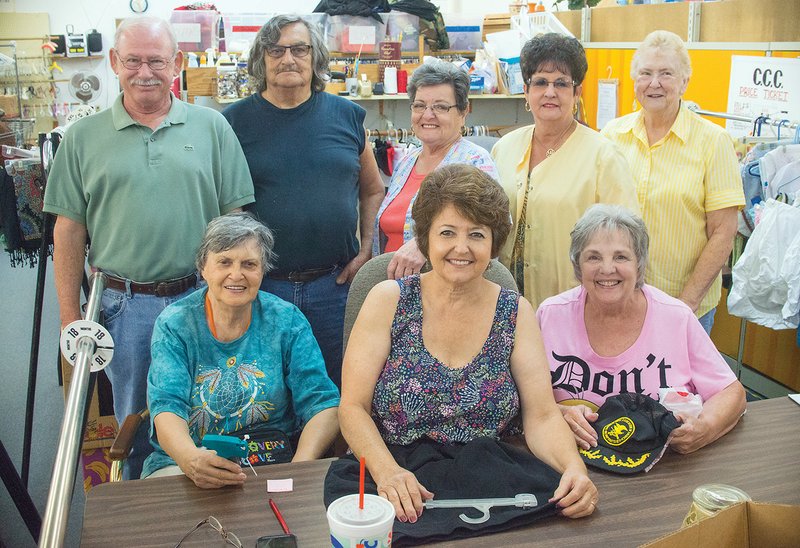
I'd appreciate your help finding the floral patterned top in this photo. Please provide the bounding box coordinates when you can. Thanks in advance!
[372,275,522,445]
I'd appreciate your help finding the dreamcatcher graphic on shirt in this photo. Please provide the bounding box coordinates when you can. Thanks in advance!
[189,356,276,437]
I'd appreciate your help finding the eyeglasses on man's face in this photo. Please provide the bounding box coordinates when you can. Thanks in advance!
[526,77,577,91]
[409,102,459,115]
[117,56,174,71]
[174,516,242,548]
[266,44,312,59]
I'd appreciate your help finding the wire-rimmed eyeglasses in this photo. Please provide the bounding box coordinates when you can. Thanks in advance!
[117,56,174,71]
[409,102,459,115]
[174,516,243,548]
[526,77,577,91]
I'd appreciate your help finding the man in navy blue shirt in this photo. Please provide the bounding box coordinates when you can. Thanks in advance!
[223,14,384,388]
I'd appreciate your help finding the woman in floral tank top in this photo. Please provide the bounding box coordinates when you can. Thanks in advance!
[340,165,597,523]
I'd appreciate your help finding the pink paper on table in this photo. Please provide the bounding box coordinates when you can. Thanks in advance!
[267,478,294,492]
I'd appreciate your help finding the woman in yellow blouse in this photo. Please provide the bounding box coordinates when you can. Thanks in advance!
[602,31,744,334]
[492,33,638,307]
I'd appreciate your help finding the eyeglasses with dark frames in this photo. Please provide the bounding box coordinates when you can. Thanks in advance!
[526,77,577,90]
[174,516,243,548]
[266,44,313,58]
[117,56,174,71]
[409,102,459,115]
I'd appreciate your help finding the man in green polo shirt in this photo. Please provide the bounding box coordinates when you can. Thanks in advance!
[43,16,254,479]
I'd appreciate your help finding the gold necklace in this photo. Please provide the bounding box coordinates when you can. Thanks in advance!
[533,120,576,157]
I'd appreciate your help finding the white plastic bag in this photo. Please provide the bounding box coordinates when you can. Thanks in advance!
[659,387,703,419]
[728,199,800,329]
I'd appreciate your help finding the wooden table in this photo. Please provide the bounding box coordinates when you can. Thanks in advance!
[81,397,800,547]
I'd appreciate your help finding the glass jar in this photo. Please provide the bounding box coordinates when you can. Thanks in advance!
[236,62,251,98]
[682,484,751,527]
[216,64,238,100]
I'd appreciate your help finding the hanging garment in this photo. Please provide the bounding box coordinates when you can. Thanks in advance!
[324,437,560,546]
[372,138,394,176]
[728,199,800,329]
[1,159,50,267]
[760,144,800,200]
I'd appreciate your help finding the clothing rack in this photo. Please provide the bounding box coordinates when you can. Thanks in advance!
[366,125,508,139]
[688,103,798,385]
[686,103,800,135]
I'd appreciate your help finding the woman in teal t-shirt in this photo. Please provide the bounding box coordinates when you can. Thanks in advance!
[142,213,340,488]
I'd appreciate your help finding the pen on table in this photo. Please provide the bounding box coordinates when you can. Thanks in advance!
[269,498,291,535]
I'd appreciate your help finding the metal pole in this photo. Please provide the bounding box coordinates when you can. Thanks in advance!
[0,440,41,542]
[21,134,56,487]
[39,272,106,548]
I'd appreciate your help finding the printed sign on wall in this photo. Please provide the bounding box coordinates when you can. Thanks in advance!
[726,55,799,138]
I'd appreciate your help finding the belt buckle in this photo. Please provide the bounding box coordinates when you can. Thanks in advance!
[154,281,170,297]
[287,271,303,283]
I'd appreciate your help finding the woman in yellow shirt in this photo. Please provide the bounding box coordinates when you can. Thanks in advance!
[602,31,744,334]
[492,33,638,307]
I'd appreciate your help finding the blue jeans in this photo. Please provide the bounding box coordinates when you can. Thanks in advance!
[261,267,349,388]
[101,283,198,479]
[697,307,717,336]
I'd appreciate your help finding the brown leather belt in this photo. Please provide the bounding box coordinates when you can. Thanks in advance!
[266,265,338,283]
[103,273,197,297]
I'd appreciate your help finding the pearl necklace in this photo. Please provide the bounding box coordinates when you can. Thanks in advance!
[533,120,577,157]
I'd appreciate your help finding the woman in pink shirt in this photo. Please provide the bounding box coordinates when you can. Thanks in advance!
[536,204,746,454]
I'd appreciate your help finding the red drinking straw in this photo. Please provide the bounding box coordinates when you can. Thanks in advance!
[359,456,365,510]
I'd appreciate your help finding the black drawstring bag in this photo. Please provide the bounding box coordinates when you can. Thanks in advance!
[324,437,561,546]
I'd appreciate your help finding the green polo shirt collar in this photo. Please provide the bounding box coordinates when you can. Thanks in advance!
[111,93,188,131]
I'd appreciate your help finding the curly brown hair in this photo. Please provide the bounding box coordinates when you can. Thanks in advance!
[412,164,511,259]
[520,32,587,86]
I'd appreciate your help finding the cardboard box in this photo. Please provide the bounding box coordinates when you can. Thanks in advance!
[185,67,217,102]
[482,13,512,42]
[642,502,800,548]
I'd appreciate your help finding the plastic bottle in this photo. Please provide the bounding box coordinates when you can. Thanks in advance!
[358,73,373,97]
[535,1,546,12]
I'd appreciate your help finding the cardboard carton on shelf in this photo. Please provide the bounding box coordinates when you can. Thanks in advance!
[482,13,512,42]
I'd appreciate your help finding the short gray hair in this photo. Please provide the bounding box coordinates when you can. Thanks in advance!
[248,14,330,94]
[115,16,178,56]
[196,212,277,275]
[569,204,649,289]
[631,30,691,81]
[408,61,470,113]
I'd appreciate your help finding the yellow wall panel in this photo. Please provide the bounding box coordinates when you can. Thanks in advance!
[582,49,799,131]
[683,50,766,127]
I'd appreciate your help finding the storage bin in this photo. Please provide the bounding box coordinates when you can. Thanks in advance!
[513,12,574,38]
[326,15,387,54]
[385,12,420,52]
[170,10,219,53]
[301,12,329,38]
[443,13,483,51]
[222,13,273,53]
